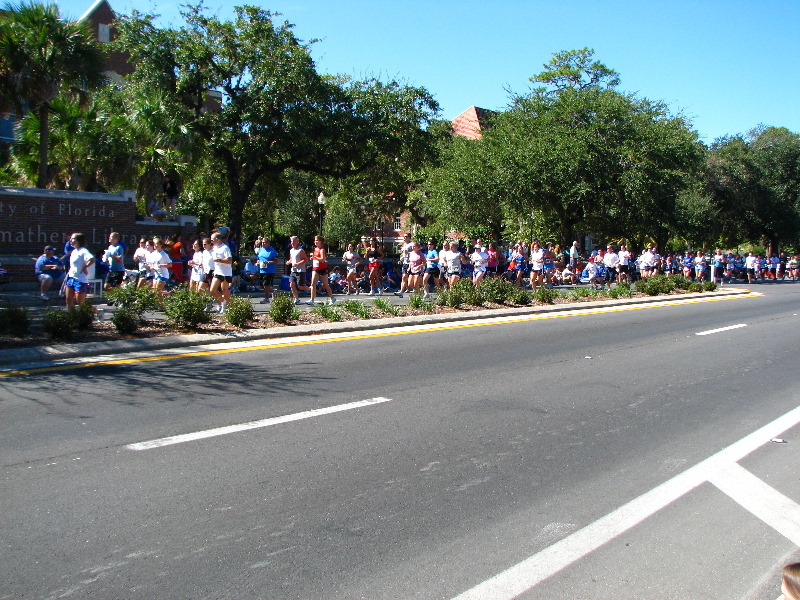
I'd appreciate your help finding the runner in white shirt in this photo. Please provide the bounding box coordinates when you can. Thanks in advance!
[209,231,233,312]
[470,246,489,286]
[442,241,467,286]
[617,244,631,283]
[602,245,619,289]
[148,237,172,296]
[187,239,205,292]
[528,242,545,291]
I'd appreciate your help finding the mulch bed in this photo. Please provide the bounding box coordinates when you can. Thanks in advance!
[0,289,682,350]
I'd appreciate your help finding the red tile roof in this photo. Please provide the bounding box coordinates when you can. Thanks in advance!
[450,106,496,139]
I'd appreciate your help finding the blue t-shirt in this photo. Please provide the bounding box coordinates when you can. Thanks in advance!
[106,243,126,272]
[35,255,64,278]
[424,248,439,268]
[257,246,278,274]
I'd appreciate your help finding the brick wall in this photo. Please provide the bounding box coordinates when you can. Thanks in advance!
[0,187,197,285]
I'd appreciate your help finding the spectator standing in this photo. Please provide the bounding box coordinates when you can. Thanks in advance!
[162,176,179,220]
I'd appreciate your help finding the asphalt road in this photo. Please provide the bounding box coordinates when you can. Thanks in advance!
[1,283,799,599]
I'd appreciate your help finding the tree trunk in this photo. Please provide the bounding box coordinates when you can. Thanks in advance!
[37,105,49,188]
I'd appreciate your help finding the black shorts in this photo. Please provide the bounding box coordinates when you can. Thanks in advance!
[618,265,629,274]
[260,272,275,286]
[205,271,214,284]
[313,268,328,276]
[425,267,440,277]
[213,274,233,283]
[107,271,125,287]
[401,264,410,274]
[604,268,616,281]
[290,270,306,286]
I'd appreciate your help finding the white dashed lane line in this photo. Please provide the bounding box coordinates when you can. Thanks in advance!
[696,323,748,335]
[126,397,392,451]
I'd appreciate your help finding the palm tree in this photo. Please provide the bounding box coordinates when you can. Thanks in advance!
[0,1,106,188]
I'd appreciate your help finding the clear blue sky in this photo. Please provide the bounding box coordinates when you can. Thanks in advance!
[57,0,800,144]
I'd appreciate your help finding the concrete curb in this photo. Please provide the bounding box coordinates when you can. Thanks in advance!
[0,288,752,367]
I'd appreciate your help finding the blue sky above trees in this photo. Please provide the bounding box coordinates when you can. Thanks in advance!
[55,0,800,144]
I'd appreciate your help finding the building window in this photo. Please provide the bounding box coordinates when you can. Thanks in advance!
[394,213,401,231]
[98,24,110,43]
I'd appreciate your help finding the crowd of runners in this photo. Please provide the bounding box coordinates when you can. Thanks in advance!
[34,230,800,310]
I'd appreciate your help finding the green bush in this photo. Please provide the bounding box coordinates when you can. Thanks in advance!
[532,287,558,304]
[480,277,515,304]
[111,307,140,334]
[636,275,675,296]
[71,301,95,329]
[0,302,31,337]
[372,297,399,315]
[702,281,717,291]
[457,279,485,307]
[667,274,692,290]
[508,287,532,305]
[311,303,342,322]
[688,282,703,293]
[268,293,299,323]
[162,286,212,328]
[43,308,74,340]
[339,299,372,319]
[608,282,633,299]
[225,295,255,327]
[408,293,433,312]
[105,284,161,317]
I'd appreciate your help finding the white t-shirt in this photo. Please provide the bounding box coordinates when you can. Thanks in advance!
[442,250,463,273]
[202,249,214,273]
[470,251,488,272]
[148,249,171,279]
[133,247,149,270]
[618,250,631,266]
[191,250,205,282]
[603,252,619,268]
[530,249,544,271]
[211,243,233,277]
[68,247,94,283]
[343,251,360,272]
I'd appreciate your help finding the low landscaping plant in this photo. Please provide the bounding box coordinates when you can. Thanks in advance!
[43,308,74,340]
[162,286,212,328]
[268,293,299,324]
[71,301,95,329]
[532,287,558,304]
[372,297,399,315]
[312,303,342,322]
[479,277,515,304]
[0,302,31,337]
[111,307,140,335]
[224,295,255,327]
[105,284,161,317]
[338,299,372,319]
[667,274,692,290]
[508,287,532,305]
[688,282,703,292]
[636,274,675,296]
[702,281,717,291]
[408,293,433,311]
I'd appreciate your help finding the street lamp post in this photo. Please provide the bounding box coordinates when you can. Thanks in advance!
[317,192,326,235]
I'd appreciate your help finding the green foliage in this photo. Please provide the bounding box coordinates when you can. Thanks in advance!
[311,303,342,322]
[608,282,633,299]
[268,293,299,323]
[105,284,161,317]
[702,281,717,291]
[667,274,692,290]
[162,286,212,328]
[688,282,704,293]
[338,299,372,319]
[71,301,95,329]
[225,295,255,327]
[480,277,516,304]
[0,303,31,337]
[372,297,399,315]
[111,308,140,335]
[408,293,433,311]
[508,287,532,305]
[532,287,558,304]
[635,275,675,296]
[42,308,74,340]
[454,278,485,306]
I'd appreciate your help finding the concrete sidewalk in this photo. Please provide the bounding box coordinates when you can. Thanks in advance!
[0,286,753,369]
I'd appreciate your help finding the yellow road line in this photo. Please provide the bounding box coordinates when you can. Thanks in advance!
[0,293,763,378]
